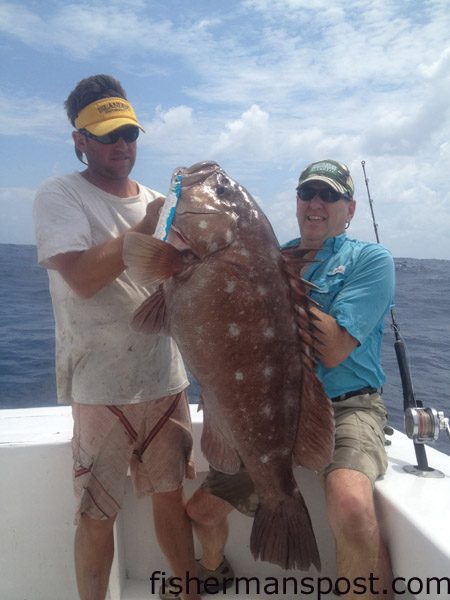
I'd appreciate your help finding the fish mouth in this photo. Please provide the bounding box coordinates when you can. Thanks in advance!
[168,224,195,252]
[170,225,189,243]
[176,208,222,216]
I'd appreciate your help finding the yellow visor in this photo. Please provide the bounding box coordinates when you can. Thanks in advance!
[74,97,145,135]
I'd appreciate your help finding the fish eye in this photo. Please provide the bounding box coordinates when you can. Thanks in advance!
[217,185,226,195]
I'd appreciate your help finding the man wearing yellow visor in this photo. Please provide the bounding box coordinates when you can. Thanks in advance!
[33,75,199,600]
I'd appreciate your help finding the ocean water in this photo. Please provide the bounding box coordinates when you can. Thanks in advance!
[1,243,449,456]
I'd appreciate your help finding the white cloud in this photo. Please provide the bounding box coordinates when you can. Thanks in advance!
[0,0,211,60]
[212,105,271,156]
[0,93,66,137]
[142,105,195,142]
[138,105,217,167]
[420,46,450,79]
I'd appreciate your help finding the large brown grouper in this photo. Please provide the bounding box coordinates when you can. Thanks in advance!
[123,161,334,571]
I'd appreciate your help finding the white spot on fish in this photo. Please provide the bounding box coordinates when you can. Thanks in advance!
[235,370,244,381]
[199,220,208,229]
[239,248,250,257]
[257,285,268,296]
[260,404,272,417]
[228,323,240,337]
[260,455,270,464]
[270,249,279,260]
[264,327,275,338]
[263,366,273,378]
[225,229,233,242]
[224,280,236,293]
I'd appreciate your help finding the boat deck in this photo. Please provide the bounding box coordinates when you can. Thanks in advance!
[1,406,450,600]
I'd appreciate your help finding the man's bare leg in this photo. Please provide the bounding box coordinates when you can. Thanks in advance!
[74,514,116,600]
[186,488,233,570]
[152,487,200,600]
[325,469,393,599]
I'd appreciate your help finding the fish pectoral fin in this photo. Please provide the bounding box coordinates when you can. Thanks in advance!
[130,286,169,334]
[123,232,185,286]
[200,404,241,474]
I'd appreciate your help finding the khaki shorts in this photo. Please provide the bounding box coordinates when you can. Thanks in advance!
[72,391,195,523]
[200,464,259,517]
[200,392,388,515]
[324,392,388,484]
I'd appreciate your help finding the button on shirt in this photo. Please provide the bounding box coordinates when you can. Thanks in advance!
[282,234,395,399]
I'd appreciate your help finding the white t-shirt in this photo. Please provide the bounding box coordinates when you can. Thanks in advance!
[33,172,188,406]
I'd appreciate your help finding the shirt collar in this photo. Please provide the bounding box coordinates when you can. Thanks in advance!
[320,232,347,255]
[298,233,348,279]
[282,232,348,252]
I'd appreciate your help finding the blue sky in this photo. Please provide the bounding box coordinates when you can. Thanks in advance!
[1,0,450,258]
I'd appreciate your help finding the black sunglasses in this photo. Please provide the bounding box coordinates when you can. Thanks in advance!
[297,185,350,203]
[80,126,140,145]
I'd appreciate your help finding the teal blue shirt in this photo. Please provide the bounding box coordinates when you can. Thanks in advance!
[282,234,395,399]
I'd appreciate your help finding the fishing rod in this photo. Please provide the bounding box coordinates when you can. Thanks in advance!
[361,161,449,476]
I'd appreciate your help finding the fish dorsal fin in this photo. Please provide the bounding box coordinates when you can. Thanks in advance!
[294,374,335,471]
[280,247,335,471]
[123,232,185,287]
[130,287,169,334]
[280,247,323,362]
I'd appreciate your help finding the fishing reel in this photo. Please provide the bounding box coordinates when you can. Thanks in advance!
[404,407,450,443]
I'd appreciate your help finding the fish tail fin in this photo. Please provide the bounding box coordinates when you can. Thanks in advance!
[250,490,321,571]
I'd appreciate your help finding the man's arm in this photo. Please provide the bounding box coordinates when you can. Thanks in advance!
[310,244,395,369]
[51,196,164,299]
[310,306,359,368]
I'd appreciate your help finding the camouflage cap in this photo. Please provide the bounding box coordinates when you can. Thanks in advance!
[297,159,354,198]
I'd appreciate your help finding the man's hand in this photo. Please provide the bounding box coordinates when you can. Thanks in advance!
[133,197,165,235]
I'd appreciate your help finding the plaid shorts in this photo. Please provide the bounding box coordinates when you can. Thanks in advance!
[200,392,388,513]
[72,391,195,523]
